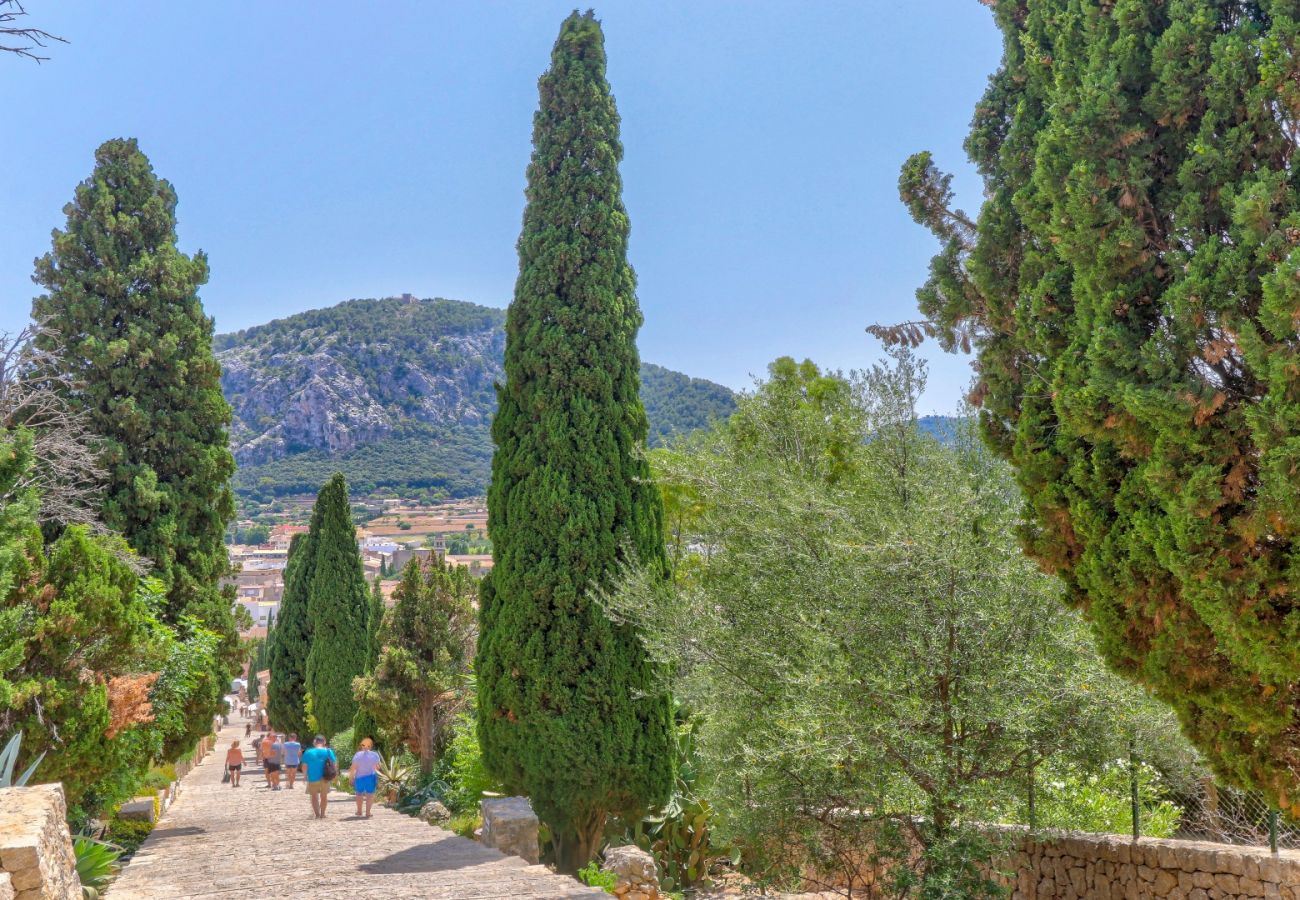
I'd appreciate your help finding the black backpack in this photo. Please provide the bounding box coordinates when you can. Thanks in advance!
[323,752,338,781]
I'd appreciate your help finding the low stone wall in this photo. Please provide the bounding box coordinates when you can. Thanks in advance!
[0,784,80,900]
[811,826,1300,898]
[999,831,1300,900]
[480,797,540,865]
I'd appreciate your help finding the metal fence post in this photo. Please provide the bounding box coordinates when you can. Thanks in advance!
[1269,809,1279,855]
[1027,756,1036,832]
[1129,740,1140,841]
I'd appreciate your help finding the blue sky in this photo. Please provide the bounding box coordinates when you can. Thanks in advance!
[0,2,1002,412]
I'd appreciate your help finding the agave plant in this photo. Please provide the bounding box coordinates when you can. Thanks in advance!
[73,837,121,899]
[0,732,44,788]
[377,757,417,801]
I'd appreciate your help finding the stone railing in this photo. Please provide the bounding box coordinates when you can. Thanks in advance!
[0,783,80,900]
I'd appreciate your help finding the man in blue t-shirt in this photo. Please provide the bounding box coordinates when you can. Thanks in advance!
[301,735,337,819]
[281,733,303,790]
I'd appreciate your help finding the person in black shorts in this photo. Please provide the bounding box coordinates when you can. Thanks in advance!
[225,740,245,788]
[260,731,282,790]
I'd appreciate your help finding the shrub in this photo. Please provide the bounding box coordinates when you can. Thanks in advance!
[447,811,480,839]
[104,819,153,856]
[577,861,617,893]
[1034,761,1182,839]
[440,714,503,813]
[140,765,175,793]
[331,727,356,769]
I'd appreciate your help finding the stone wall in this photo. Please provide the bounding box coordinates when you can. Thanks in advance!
[812,827,1300,898]
[998,831,1300,900]
[480,797,540,865]
[0,784,80,900]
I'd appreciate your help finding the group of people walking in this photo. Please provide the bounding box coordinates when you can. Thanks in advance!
[224,720,384,818]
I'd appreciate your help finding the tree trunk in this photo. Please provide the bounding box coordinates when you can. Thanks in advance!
[551,810,604,874]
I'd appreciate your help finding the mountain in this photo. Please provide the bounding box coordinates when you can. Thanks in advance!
[215,296,737,500]
[917,414,965,445]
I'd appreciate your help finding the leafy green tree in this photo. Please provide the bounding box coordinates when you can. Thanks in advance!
[477,10,673,871]
[355,558,474,773]
[268,532,313,738]
[305,474,369,737]
[882,2,1300,815]
[0,434,218,817]
[30,138,237,750]
[608,351,1199,894]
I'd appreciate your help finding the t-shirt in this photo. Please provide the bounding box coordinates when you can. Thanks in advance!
[302,746,337,782]
[281,741,302,766]
[225,747,243,766]
[351,749,382,778]
[263,740,280,760]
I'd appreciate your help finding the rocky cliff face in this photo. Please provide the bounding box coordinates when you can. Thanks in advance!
[216,298,505,465]
[216,296,736,496]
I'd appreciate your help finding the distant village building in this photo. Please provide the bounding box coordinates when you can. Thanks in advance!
[228,499,493,636]
[445,553,494,578]
[388,546,433,575]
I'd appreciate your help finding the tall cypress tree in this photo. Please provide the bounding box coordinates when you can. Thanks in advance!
[889,3,1300,814]
[305,474,369,738]
[267,532,313,738]
[31,138,237,746]
[477,11,673,871]
[350,577,386,748]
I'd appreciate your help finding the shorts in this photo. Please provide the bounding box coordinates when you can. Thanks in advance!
[353,773,378,795]
[306,779,330,796]
[228,764,242,772]
[264,761,281,772]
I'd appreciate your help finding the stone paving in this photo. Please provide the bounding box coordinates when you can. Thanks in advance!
[107,716,604,899]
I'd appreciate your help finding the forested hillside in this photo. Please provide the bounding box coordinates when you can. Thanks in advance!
[218,296,736,500]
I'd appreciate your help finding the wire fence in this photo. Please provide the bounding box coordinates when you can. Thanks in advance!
[1015,750,1300,852]
[1170,779,1298,851]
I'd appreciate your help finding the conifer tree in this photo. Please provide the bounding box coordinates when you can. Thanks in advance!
[31,137,237,748]
[357,559,474,773]
[267,533,313,738]
[886,2,1300,813]
[350,577,386,748]
[477,11,673,871]
[305,474,369,738]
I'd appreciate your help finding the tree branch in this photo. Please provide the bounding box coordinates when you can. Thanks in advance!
[0,1,66,63]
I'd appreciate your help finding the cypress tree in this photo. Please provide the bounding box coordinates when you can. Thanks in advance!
[350,577,386,748]
[889,2,1300,813]
[267,532,313,738]
[31,138,237,747]
[477,10,673,871]
[305,474,369,738]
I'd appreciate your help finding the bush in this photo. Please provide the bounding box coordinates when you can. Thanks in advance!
[447,811,480,839]
[440,714,503,813]
[331,727,356,769]
[1034,761,1182,838]
[139,765,176,793]
[577,861,617,893]
[105,818,154,856]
